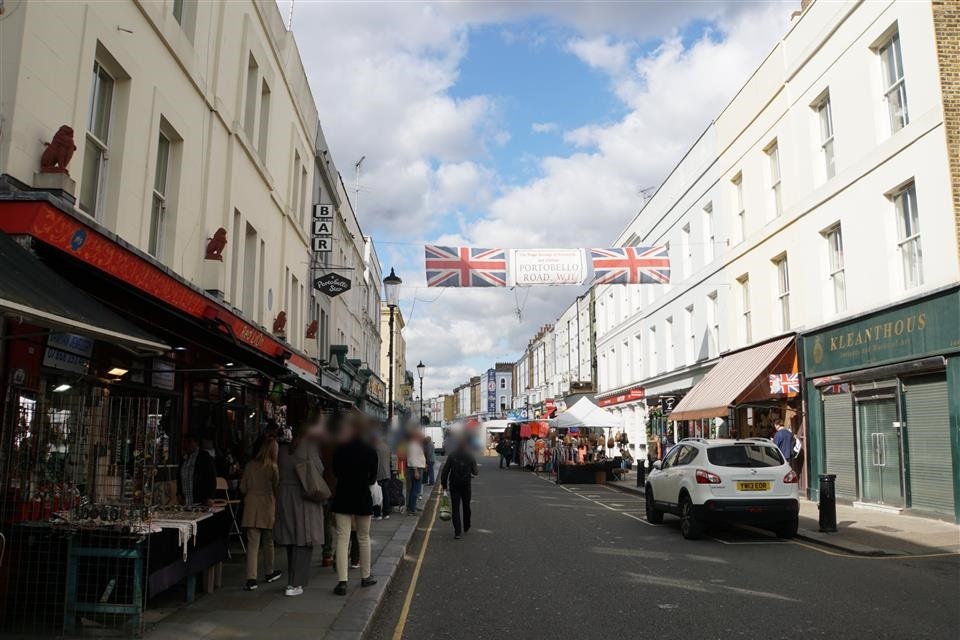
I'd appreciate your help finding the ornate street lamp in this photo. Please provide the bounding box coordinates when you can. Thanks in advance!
[384,268,402,426]
[416,360,426,424]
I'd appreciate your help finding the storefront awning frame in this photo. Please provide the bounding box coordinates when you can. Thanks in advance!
[669,335,796,421]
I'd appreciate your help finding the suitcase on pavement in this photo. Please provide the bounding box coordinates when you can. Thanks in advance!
[387,478,405,507]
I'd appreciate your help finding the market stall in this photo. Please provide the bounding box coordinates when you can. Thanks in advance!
[550,398,623,484]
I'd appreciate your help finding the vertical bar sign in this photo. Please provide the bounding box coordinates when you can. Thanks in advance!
[312,204,334,253]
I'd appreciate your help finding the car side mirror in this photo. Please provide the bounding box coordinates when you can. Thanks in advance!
[652,460,662,471]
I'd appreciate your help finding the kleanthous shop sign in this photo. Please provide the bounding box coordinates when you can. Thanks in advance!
[803,288,960,377]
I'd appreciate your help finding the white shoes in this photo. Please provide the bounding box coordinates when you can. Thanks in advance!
[284,586,304,597]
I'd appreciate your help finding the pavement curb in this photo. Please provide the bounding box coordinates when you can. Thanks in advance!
[795,528,900,557]
[326,483,439,639]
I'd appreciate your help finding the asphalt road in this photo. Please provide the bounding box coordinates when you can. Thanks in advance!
[368,460,960,640]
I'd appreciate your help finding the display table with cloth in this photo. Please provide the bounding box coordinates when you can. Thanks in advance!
[147,509,229,601]
[556,461,618,485]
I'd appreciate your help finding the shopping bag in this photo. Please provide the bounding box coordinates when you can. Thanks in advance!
[439,492,452,521]
[370,483,383,508]
[387,478,405,507]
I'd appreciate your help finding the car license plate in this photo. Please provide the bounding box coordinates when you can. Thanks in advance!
[736,481,771,491]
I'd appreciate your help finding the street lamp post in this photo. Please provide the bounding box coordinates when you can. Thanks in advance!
[416,360,425,424]
[383,268,402,427]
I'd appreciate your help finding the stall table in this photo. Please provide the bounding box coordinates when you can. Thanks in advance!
[556,461,618,484]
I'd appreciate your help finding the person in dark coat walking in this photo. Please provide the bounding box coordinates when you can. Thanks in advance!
[372,431,392,519]
[331,413,379,595]
[274,397,325,597]
[440,435,479,539]
[177,433,217,506]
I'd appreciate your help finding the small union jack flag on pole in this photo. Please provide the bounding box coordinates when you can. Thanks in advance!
[424,245,508,287]
[589,246,671,285]
[769,373,801,395]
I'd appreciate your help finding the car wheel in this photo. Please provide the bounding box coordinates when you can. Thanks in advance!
[645,489,664,524]
[775,516,799,539]
[679,495,703,540]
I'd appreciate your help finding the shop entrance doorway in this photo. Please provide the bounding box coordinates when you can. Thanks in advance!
[855,395,904,508]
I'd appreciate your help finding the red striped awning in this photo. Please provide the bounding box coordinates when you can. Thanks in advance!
[669,336,796,421]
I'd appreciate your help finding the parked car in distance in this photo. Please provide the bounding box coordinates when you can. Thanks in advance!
[644,438,800,540]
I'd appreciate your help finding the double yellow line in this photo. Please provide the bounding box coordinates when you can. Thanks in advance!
[391,488,441,640]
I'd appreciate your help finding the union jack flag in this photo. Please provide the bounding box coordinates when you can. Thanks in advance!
[424,245,507,287]
[589,246,671,285]
[769,373,801,395]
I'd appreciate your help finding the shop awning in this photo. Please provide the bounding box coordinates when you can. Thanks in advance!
[0,231,169,353]
[669,336,796,421]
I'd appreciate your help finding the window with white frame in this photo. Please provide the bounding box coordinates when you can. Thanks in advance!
[243,54,258,142]
[732,173,745,242]
[79,60,115,218]
[766,141,782,217]
[824,224,846,313]
[703,202,714,263]
[647,326,657,377]
[684,305,695,365]
[774,254,791,331]
[816,94,836,179]
[258,80,271,159]
[738,275,752,344]
[707,291,719,358]
[148,132,171,257]
[665,316,674,371]
[681,223,692,277]
[893,182,922,288]
[879,31,908,133]
[623,339,631,383]
[634,333,642,380]
[292,151,302,219]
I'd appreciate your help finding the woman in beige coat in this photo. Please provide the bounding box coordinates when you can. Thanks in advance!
[240,439,281,590]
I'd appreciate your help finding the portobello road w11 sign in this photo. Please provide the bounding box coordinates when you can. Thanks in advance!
[314,272,351,297]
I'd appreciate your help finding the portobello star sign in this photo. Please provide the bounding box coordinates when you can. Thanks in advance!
[314,272,351,298]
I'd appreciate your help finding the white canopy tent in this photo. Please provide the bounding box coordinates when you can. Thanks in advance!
[552,397,622,429]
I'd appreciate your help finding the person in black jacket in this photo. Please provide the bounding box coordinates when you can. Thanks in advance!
[440,435,479,539]
[177,433,217,506]
[331,413,379,595]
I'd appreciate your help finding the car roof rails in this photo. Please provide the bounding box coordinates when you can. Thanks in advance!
[679,437,709,444]
[740,437,772,443]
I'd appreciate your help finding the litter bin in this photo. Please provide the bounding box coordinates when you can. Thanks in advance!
[818,474,838,532]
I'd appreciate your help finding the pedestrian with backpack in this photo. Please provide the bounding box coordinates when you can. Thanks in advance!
[440,435,478,539]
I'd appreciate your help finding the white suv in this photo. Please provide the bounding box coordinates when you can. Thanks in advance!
[645,438,800,540]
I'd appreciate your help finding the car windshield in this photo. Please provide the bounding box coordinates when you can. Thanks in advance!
[707,444,784,468]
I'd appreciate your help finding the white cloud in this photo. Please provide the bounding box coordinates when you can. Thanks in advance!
[286,1,790,391]
[531,122,558,134]
[566,35,632,74]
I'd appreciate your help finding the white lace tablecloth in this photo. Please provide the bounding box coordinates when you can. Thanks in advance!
[150,509,221,560]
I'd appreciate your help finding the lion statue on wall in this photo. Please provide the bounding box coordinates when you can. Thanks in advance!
[40,125,77,175]
[273,311,287,336]
[205,227,228,261]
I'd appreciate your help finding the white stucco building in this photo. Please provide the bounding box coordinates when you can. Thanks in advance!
[595,0,960,491]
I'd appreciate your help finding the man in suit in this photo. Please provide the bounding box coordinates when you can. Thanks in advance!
[178,433,217,506]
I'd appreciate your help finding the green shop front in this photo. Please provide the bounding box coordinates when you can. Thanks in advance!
[802,286,960,522]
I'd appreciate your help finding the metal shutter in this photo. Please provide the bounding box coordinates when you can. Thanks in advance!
[903,375,954,517]
[823,393,857,500]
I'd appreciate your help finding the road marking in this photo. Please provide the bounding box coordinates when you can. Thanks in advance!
[788,539,960,560]
[391,489,441,640]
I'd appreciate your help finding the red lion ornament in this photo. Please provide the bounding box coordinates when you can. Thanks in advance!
[305,320,318,339]
[273,311,287,336]
[40,125,77,175]
[205,228,228,261]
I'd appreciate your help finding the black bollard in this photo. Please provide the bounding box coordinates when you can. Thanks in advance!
[818,474,838,532]
[636,461,646,488]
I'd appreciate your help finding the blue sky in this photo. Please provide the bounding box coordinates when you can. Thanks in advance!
[290,1,788,395]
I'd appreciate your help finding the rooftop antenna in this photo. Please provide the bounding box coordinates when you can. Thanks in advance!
[287,0,294,30]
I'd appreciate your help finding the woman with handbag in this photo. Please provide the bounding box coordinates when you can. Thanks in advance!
[331,413,380,596]
[240,439,281,591]
[274,397,326,597]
